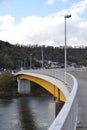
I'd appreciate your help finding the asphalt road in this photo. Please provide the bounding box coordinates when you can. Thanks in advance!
[70,71,87,130]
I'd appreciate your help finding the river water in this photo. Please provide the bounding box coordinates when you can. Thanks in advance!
[0,96,53,130]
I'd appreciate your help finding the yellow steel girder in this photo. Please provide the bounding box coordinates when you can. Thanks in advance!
[18,74,66,102]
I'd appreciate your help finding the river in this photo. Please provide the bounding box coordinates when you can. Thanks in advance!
[0,96,53,130]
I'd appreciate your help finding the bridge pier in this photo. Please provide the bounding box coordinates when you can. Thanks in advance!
[17,78,31,94]
[48,101,64,127]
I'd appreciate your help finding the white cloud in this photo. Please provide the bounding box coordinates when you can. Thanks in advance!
[70,0,87,15]
[0,14,65,46]
[46,0,67,5]
[62,0,67,2]
[0,0,87,47]
[46,0,55,5]
[0,15,15,30]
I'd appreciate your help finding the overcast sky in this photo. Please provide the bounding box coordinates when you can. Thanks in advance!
[0,0,87,47]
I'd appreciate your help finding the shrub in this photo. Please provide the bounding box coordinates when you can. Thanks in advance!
[0,72,17,94]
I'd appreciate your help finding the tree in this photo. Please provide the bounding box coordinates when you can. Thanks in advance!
[3,55,13,69]
[0,72,17,94]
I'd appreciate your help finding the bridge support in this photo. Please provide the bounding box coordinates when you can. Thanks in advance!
[17,78,31,94]
[48,101,64,127]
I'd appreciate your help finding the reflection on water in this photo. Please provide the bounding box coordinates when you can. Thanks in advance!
[18,98,37,130]
[0,96,53,130]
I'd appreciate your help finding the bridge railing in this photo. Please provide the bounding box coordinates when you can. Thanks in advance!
[25,69,74,93]
[48,73,78,130]
[23,68,78,130]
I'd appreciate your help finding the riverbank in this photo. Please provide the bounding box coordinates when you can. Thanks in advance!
[0,72,51,99]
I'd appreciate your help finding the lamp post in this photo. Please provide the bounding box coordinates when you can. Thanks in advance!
[30,53,32,69]
[64,15,72,83]
[41,45,43,68]
[24,58,26,69]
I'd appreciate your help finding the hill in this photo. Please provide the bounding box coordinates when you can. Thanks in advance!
[0,40,87,70]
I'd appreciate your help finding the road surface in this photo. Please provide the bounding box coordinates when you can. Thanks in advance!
[70,71,87,130]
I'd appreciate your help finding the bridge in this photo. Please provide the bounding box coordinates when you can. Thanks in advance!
[15,68,78,130]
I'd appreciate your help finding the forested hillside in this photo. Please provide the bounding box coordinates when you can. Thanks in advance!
[0,40,87,70]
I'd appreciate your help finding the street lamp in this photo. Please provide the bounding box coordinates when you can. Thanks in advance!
[24,58,26,69]
[64,15,72,83]
[30,53,32,69]
[41,45,44,68]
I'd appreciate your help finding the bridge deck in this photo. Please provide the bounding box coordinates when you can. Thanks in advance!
[70,71,87,130]
[16,69,71,101]
[20,69,73,92]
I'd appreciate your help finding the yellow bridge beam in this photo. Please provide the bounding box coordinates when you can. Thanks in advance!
[18,74,66,102]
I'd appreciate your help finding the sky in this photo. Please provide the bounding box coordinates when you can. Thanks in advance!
[0,0,87,47]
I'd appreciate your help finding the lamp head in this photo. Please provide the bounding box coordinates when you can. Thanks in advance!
[65,15,72,18]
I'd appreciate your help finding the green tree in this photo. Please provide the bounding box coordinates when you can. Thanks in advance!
[3,55,13,69]
[0,72,17,94]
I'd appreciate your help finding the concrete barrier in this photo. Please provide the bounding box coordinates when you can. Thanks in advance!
[48,73,78,130]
